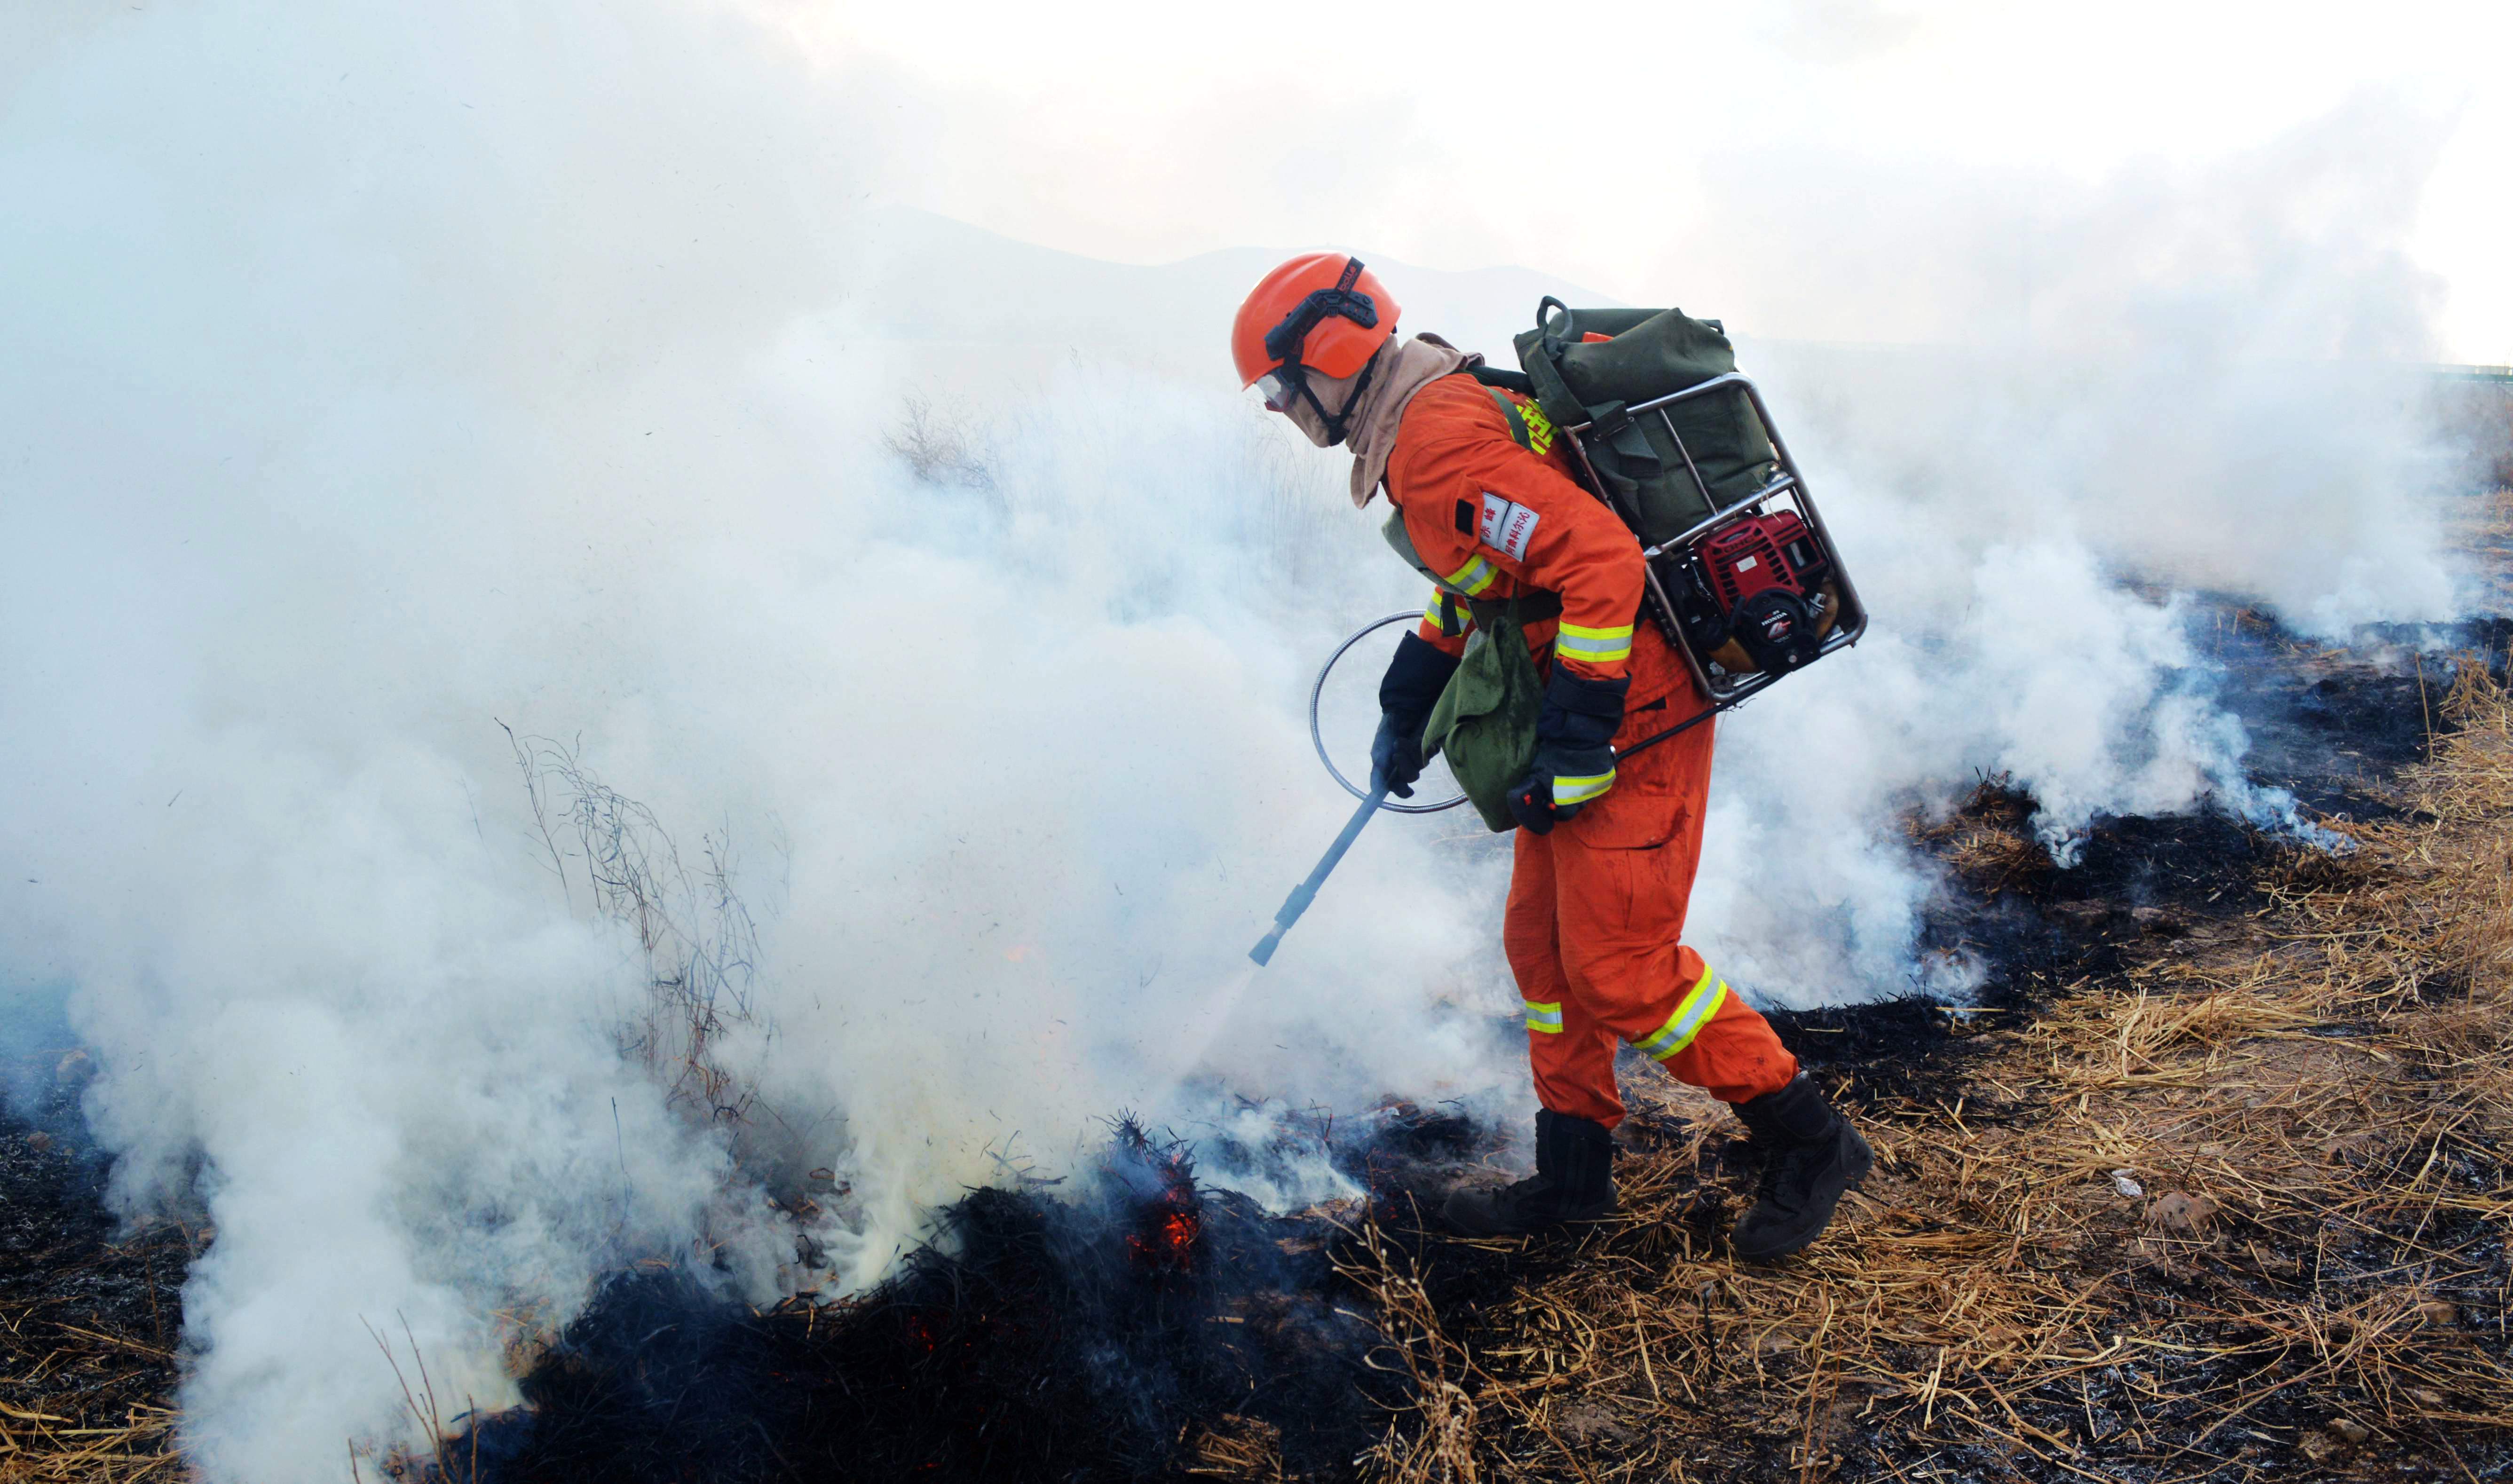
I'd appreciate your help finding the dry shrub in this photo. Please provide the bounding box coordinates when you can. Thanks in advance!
[501,726,763,1124]
[882,394,996,492]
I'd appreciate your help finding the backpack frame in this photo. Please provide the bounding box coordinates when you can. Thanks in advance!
[1499,298,1869,709]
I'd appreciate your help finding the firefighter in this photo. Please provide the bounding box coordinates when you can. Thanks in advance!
[1233,253,1872,1259]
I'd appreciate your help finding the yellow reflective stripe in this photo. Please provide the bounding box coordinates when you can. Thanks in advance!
[1421,591,1475,634]
[1555,622,1634,663]
[1519,400,1557,456]
[1551,767,1615,805]
[1444,555,1498,596]
[1635,967,1729,1061]
[1523,1000,1564,1034]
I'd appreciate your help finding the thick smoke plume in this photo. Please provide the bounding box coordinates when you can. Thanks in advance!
[1,5,1478,1475]
[0,4,2478,1480]
[1683,103,2467,997]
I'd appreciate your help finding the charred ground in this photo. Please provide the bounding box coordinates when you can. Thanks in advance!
[0,1057,189,1480]
[4,606,2509,1484]
[1347,618,2513,1484]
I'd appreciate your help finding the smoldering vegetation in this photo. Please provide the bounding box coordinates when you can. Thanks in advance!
[438,1117,1467,1482]
[458,608,2513,1484]
[12,594,2507,1482]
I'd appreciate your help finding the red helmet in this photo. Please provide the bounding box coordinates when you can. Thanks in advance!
[1231,253,1399,387]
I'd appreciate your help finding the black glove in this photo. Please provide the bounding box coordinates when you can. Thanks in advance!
[1371,631,1459,797]
[1506,667,1628,834]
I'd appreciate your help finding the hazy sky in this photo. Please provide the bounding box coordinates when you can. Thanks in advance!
[763,0,2511,363]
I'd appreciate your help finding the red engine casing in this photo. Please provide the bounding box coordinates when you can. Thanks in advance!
[1698,511,1823,613]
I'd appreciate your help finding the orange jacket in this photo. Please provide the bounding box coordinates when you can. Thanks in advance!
[1383,375,1646,688]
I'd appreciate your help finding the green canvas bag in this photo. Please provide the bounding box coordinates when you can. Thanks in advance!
[1511,299,1779,547]
[1421,603,1545,834]
[1378,511,1555,833]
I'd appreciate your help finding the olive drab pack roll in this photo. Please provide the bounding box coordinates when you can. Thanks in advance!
[1512,302,1779,545]
[1497,297,1868,711]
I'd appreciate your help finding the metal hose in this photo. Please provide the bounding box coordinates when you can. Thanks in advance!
[1307,611,1470,815]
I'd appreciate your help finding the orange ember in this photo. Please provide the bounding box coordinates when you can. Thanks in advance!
[1125,1203,1202,1271]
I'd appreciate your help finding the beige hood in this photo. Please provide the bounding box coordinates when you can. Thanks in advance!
[1343,333,1479,507]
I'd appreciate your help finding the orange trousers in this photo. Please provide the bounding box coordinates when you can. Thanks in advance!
[1503,629,1799,1127]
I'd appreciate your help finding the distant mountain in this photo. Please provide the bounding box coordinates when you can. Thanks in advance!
[831,207,1614,390]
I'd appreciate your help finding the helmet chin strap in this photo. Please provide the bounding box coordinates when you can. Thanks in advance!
[1296,346,1381,447]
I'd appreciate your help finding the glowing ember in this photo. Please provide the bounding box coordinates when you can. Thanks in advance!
[1125,1203,1203,1272]
[1108,1117,1205,1276]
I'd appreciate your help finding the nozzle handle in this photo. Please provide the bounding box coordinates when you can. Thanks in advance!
[1248,787,1388,966]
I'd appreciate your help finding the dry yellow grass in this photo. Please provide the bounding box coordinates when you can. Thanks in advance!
[0,1391,185,1483]
[1340,667,2513,1483]
[0,1203,192,1484]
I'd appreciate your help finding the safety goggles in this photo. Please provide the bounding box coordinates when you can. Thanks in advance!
[1250,258,1382,443]
[1253,368,1302,412]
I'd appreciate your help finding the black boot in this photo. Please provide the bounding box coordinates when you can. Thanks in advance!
[1730,1075,1872,1260]
[1442,1109,1618,1236]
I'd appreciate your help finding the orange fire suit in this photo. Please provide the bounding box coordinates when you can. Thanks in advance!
[1383,375,1800,1127]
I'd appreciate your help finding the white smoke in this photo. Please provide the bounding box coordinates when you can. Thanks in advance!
[1683,106,2466,999]
[1,5,1486,1476]
[0,3,2481,1480]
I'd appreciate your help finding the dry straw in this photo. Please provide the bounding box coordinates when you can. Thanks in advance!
[1335,662,2513,1483]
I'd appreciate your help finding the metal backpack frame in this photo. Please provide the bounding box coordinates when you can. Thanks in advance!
[1553,371,1869,708]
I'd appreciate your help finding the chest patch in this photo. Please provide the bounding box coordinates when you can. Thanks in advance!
[1478,492,1541,562]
